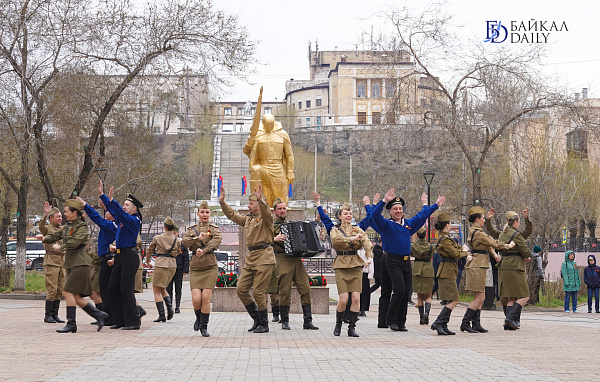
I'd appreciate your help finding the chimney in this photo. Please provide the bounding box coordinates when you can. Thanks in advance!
[582,88,588,99]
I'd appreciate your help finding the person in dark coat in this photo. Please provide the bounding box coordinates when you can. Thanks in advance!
[167,227,190,314]
[584,254,600,313]
[370,239,383,293]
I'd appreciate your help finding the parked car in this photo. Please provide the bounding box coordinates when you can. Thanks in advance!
[6,239,46,271]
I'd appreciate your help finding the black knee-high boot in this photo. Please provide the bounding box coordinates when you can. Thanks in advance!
[194,309,202,331]
[200,313,210,337]
[163,296,174,320]
[472,309,488,333]
[423,302,431,325]
[154,301,166,322]
[460,308,478,333]
[333,310,343,336]
[56,306,77,333]
[347,311,359,337]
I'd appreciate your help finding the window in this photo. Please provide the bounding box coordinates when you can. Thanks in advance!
[316,116,322,126]
[222,123,234,132]
[298,118,302,126]
[237,107,244,115]
[298,101,302,110]
[357,81,366,98]
[567,128,588,158]
[372,112,381,124]
[316,98,322,107]
[386,83,395,98]
[224,107,232,116]
[306,117,311,127]
[372,81,381,98]
[250,107,256,115]
[358,112,367,124]
[264,107,272,114]
[306,100,311,108]
[236,123,243,131]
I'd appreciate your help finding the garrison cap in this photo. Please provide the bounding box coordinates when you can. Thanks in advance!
[164,217,175,227]
[126,193,143,209]
[272,197,285,208]
[48,207,61,216]
[198,200,210,210]
[416,227,426,235]
[468,206,485,216]
[386,197,405,210]
[505,211,519,220]
[64,199,84,212]
[248,194,258,202]
[437,212,452,222]
[340,202,351,212]
[173,226,179,232]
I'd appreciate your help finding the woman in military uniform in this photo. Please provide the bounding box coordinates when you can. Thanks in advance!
[329,203,373,337]
[497,211,531,330]
[182,201,223,337]
[461,206,514,333]
[411,228,434,325]
[430,212,469,336]
[37,199,108,333]
[145,217,180,323]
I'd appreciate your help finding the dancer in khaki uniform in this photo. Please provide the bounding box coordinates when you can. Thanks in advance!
[146,217,180,322]
[39,203,66,324]
[182,201,223,337]
[411,228,434,325]
[271,197,318,331]
[220,184,275,334]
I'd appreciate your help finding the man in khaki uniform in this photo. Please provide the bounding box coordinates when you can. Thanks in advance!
[272,197,318,331]
[219,184,274,334]
[39,202,66,323]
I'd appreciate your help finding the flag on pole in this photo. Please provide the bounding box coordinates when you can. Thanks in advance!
[288,184,293,198]
[242,176,247,195]
[217,175,223,197]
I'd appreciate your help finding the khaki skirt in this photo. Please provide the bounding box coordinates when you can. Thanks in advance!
[438,278,459,301]
[266,268,279,294]
[153,267,176,288]
[64,265,92,297]
[91,263,100,293]
[190,265,219,290]
[134,268,143,293]
[498,269,529,298]
[465,267,486,293]
[412,275,434,294]
[335,267,362,294]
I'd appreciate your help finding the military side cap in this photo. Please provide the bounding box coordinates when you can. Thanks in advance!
[416,227,426,235]
[127,193,143,209]
[48,207,61,216]
[340,202,351,212]
[272,197,285,208]
[505,211,519,220]
[164,217,175,226]
[533,245,542,253]
[64,199,84,212]
[198,200,209,210]
[173,226,179,232]
[468,206,485,216]
[386,197,405,210]
[437,212,452,222]
[248,194,258,201]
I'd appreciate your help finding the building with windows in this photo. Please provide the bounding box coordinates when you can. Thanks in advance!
[214,100,285,133]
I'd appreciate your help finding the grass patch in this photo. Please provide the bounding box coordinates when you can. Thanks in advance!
[0,270,46,293]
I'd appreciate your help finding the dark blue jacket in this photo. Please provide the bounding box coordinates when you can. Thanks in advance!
[100,194,141,249]
[584,255,600,288]
[83,203,117,258]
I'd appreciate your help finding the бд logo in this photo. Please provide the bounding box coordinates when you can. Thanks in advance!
[484,20,508,43]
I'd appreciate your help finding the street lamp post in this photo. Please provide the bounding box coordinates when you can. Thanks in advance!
[423,171,435,243]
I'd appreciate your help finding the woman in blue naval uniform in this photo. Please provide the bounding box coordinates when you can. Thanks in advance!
[99,181,143,330]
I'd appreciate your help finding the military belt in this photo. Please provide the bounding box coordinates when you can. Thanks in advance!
[338,250,358,256]
[471,250,488,254]
[116,247,137,255]
[502,252,521,257]
[414,258,430,262]
[441,257,457,263]
[156,254,171,258]
[384,252,410,261]
[248,243,272,251]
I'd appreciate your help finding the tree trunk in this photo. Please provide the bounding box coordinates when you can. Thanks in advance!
[471,168,483,206]
[0,188,10,288]
[14,187,28,291]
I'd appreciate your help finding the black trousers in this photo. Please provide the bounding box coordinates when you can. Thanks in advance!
[99,256,114,321]
[378,252,392,325]
[360,273,371,311]
[370,277,381,293]
[386,254,412,327]
[107,249,140,327]
[166,268,184,308]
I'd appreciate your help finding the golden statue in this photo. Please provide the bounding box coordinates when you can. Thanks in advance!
[243,87,294,207]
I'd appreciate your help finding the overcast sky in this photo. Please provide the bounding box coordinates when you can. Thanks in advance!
[215,0,598,102]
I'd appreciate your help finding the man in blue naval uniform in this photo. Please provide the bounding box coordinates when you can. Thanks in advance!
[371,189,445,332]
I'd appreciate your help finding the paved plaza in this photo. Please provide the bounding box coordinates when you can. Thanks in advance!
[0,282,597,382]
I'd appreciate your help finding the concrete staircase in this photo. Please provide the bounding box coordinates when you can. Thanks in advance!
[211,133,250,206]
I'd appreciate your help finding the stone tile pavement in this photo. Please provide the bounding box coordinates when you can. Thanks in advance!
[1,282,598,381]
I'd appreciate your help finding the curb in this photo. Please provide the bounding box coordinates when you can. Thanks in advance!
[0,293,47,300]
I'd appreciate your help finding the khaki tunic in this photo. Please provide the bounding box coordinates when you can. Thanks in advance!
[183,222,222,290]
[498,226,531,298]
[147,232,180,288]
[39,217,65,267]
[42,218,91,296]
[331,222,373,294]
[411,239,434,294]
[485,217,532,240]
[436,234,468,301]
[465,226,510,292]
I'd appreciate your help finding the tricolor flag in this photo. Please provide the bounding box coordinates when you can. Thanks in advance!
[217,175,223,197]
[242,176,247,195]
[288,184,293,198]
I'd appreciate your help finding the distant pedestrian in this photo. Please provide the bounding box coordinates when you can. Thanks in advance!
[561,250,581,313]
[410,227,434,326]
[166,227,189,314]
[530,245,544,303]
[370,240,383,294]
[584,255,600,313]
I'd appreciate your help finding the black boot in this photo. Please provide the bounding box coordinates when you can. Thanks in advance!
[442,307,456,335]
[200,313,210,337]
[503,304,507,316]
[271,304,280,323]
[44,300,57,323]
[505,303,522,330]
[82,303,109,331]
[280,305,290,330]
[333,310,343,336]
[347,311,359,337]
[431,306,451,335]
[91,303,104,325]
[418,305,425,325]
[472,309,488,333]
[56,306,77,333]
[52,300,65,323]
[423,302,431,325]
[138,305,146,318]
[302,304,319,330]
[193,309,202,331]
[154,301,166,322]
[245,303,260,332]
[460,308,478,333]
[163,296,174,320]
[253,309,269,333]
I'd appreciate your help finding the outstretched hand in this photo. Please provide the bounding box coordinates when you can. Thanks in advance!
[421,193,428,206]
[98,180,104,196]
[312,191,321,206]
[435,195,446,207]
[383,189,395,203]
[43,201,52,215]
[523,207,529,219]
[75,196,85,206]
[219,186,225,203]
[487,208,495,220]
[362,195,370,206]
[373,193,381,205]
[254,184,263,201]
[108,187,114,202]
